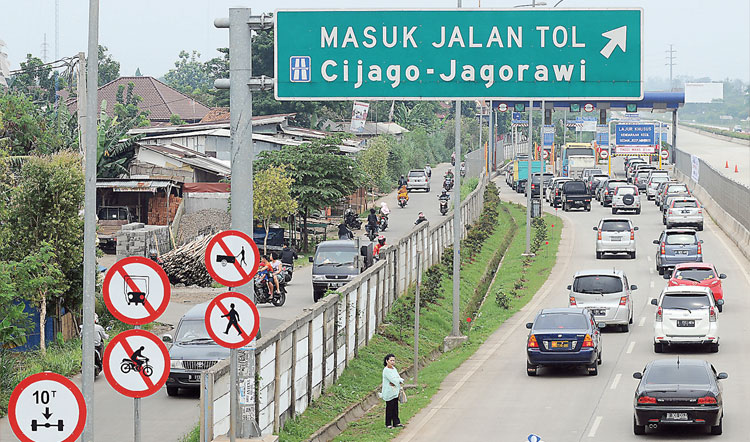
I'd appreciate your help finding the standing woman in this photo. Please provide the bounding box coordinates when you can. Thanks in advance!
[381,353,404,428]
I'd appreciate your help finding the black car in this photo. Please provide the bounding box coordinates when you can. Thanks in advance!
[633,359,726,435]
[561,180,591,212]
[526,308,602,376]
[600,179,627,207]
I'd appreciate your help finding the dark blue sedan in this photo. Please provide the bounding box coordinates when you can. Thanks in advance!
[526,308,602,376]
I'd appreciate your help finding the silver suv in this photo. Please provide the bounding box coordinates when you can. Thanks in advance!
[665,197,704,230]
[406,169,430,192]
[568,269,637,332]
[594,218,638,259]
[612,185,641,215]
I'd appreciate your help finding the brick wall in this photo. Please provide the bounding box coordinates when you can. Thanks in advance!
[148,195,182,226]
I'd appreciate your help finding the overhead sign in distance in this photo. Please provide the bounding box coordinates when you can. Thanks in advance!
[275,8,643,100]
[8,372,86,442]
[205,292,261,349]
[205,230,261,287]
[103,256,171,325]
[103,329,171,398]
[497,103,508,112]
[615,122,655,146]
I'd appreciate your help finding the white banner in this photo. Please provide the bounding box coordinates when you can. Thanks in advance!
[350,101,370,133]
[615,146,657,155]
[691,154,700,182]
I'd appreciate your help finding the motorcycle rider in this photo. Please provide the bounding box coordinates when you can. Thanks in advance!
[130,346,148,371]
[398,174,408,188]
[344,207,358,228]
[379,202,390,230]
[366,208,379,238]
[258,256,276,296]
[460,162,466,177]
[148,249,163,265]
[280,242,297,268]
[270,253,284,291]
[424,164,432,177]
[338,222,354,240]
[373,235,386,259]
[397,185,409,204]
[451,152,456,165]
[415,212,427,225]
[438,189,450,203]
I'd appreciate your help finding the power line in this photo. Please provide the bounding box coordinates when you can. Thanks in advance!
[665,44,677,90]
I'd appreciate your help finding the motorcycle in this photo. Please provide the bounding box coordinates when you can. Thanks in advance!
[281,262,293,283]
[366,223,379,241]
[443,177,454,191]
[121,358,153,377]
[398,195,408,208]
[344,209,362,230]
[439,199,449,216]
[254,274,287,306]
[378,213,389,232]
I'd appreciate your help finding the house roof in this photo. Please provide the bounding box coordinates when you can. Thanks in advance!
[66,76,210,122]
[199,108,297,125]
[321,120,409,136]
[128,114,294,137]
[136,143,231,176]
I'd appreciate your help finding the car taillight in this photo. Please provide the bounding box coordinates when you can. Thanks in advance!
[698,209,703,214]
[620,296,628,306]
[709,306,717,322]
[668,209,673,214]
[697,396,717,405]
[605,189,609,195]
[527,335,539,348]
[569,296,577,306]
[582,334,594,348]
[660,242,666,255]
[597,230,602,240]
[638,396,658,404]
[655,306,663,322]
[697,243,702,255]
[630,229,635,240]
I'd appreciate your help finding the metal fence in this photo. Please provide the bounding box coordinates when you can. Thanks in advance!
[673,148,750,232]
[199,173,489,440]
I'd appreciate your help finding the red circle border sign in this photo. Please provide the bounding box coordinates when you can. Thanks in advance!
[8,372,86,442]
[205,292,260,349]
[103,329,171,398]
[102,256,171,325]
[204,230,260,287]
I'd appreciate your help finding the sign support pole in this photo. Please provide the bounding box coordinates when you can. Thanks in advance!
[82,1,99,440]
[413,249,421,384]
[525,100,533,255]
[134,324,141,442]
[452,98,461,337]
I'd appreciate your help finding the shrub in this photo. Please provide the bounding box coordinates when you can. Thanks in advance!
[419,265,444,307]
[495,290,512,309]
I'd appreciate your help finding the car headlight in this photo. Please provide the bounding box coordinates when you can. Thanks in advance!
[170,360,183,369]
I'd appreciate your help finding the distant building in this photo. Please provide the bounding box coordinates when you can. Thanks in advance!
[321,120,409,141]
[66,76,210,124]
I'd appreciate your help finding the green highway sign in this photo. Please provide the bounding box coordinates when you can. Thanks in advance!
[274,9,643,101]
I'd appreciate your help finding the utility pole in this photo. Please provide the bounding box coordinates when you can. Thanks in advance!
[666,44,676,91]
[82,1,99,441]
[525,100,533,255]
[451,0,462,340]
[55,0,60,59]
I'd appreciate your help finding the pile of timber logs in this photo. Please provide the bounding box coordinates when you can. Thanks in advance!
[161,235,214,287]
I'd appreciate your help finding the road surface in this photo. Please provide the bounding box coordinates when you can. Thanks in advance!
[675,126,750,186]
[396,159,750,442]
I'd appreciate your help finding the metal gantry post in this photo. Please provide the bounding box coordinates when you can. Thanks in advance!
[452,99,461,337]
[81,1,99,441]
[525,100,533,255]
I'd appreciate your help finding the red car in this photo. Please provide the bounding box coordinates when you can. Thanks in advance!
[667,263,727,311]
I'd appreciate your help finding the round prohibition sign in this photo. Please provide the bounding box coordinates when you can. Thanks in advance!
[103,329,170,398]
[542,150,550,160]
[205,292,260,349]
[102,256,171,325]
[205,230,260,287]
[8,372,86,442]
[600,149,609,159]
[660,150,669,159]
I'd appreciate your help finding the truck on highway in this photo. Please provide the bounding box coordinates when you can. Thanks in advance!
[512,159,543,193]
[558,143,597,178]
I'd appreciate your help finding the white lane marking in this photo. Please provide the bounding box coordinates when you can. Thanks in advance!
[649,267,654,275]
[638,317,646,327]
[610,373,622,390]
[588,416,603,438]
[650,281,655,288]
[647,255,652,262]
[626,341,636,354]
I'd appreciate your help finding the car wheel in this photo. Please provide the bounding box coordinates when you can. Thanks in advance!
[711,417,723,435]
[709,343,719,353]
[166,386,179,397]
[630,251,636,259]
[666,223,671,229]
[597,351,602,365]
[313,290,323,302]
[629,315,634,325]
[611,208,617,214]
[658,267,664,276]
[634,417,646,435]
[621,323,629,333]
[426,187,430,192]
[635,208,641,215]
[717,304,723,313]
[698,224,704,231]
[586,204,591,212]
[526,361,538,376]
[596,251,602,259]
[587,362,598,376]
[654,342,664,353]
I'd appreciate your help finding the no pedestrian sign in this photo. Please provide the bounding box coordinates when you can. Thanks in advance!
[103,329,170,398]
[205,292,260,349]
[205,230,261,287]
[102,256,171,325]
[8,372,86,442]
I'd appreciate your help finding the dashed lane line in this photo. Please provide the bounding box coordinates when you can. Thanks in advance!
[610,373,622,390]
[626,341,636,354]
[638,317,646,327]
[587,416,603,438]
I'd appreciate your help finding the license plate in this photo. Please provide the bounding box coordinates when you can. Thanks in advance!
[610,236,622,241]
[666,412,688,421]
[682,210,691,214]
[675,250,689,255]
[550,341,569,349]
[592,309,606,316]
[677,320,695,327]
[188,374,199,382]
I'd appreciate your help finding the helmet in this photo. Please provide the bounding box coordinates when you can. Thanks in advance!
[418,212,425,217]
[149,249,157,257]
[377,235,386,244]
[380,202,387,207]
[370,208,376,214]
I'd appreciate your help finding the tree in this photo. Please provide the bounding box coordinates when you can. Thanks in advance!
[98,46,120,86]
[255,136,363,251]
[113,82,150,127]
[97,104,141,178]
[170,114,185,126]
[163,50,212,103]
[253,166,298,254]
[134,67,142,77]
[13,242,67,353]
[10,55,56,103]
[358,136,391,204]
[0,261,30,349]
[0,93,74,156]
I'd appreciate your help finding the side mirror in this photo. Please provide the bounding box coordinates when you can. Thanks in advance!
[308,256,314,263]
[650,298,658,306]
[719,274,727,279]
[700,239,704,243]
[716,299,724,306]
[567,285,572,290]
[630,285,638,290]
[717,372,728,380]
[633,372,643,379]
[162,334,172,343]
[634,227,639,231]
[592,226,598,231]
[525,322,533,329]
[652,239,659,244]
[663,273,671,279]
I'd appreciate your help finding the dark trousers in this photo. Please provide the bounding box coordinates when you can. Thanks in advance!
[385,398,400,427]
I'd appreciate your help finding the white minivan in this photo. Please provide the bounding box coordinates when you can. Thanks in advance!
[651,286,721,353]
[568,269,637,332]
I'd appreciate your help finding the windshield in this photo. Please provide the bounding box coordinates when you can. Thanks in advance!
[673,200,698,208]
[601,220,631,231]
[534,313,588,329]
[98,207,129,220]
[408,171,424,177]
[315,248,356,266]
[645,365,710,385]
[563,182,586,193]
[665,233,698,245]
[607,181,626,190]
[674,267,715,281]
[667,185,688,193]
[616,187,636,195]
[573,275,623,294]
[175,319,214,344]
[566,148,594,157]
[662,294,710,310]
[650,176,669,184]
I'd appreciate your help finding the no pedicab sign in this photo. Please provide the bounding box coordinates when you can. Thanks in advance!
[103,256,171,325]
[103,329,170,398]
[205,292,260,349]
[205,230,260,287]
[8,372,86,442]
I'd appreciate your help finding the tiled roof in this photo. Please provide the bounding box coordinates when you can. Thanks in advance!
[66,76,210,122]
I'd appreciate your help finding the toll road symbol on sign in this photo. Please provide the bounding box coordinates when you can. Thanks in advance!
[103,256,171,325]
[8,372,86,442]
[205,292,260,349]
[103,329,170,398]
[205,230,260,287]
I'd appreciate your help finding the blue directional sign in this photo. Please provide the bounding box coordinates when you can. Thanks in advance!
[615,123,655,146]
[596,125,609,146]
[542,125,554,146]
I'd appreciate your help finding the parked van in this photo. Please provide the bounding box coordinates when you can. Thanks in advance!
[310,239,374,302]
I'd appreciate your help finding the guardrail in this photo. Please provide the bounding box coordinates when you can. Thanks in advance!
[199,173,489,440]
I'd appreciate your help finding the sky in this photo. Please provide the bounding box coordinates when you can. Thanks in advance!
[1,0,748,83]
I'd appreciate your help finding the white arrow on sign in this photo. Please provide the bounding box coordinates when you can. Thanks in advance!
[600,26,627,59]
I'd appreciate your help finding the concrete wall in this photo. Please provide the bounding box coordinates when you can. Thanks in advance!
[199,173,490,440]
[184,192,230,214]
[115,223,173,258]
